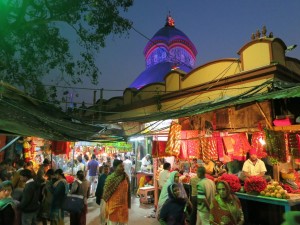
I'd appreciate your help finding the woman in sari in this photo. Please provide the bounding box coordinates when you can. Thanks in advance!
[157,171,188,219]
[210,181,244,225]
[159,183,191,225]
[100,159,131,225]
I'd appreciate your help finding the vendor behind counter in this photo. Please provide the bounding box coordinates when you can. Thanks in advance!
[141,154,152,172]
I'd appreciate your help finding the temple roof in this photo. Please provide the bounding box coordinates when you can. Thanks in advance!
[129,15,197,89]
[144,16,197,57]
[129,61,191,89]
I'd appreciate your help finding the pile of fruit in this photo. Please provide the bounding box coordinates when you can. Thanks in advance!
[259,181,290,199]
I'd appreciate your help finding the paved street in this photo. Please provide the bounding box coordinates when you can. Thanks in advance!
[39,195,160,225]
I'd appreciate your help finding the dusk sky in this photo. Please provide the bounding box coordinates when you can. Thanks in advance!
[61,1,300,107]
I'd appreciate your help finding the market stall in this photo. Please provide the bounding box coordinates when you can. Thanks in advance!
[150,114,300,223]
[236,192,300,224]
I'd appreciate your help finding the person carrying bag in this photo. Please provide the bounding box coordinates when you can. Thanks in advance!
[66,170,90,225]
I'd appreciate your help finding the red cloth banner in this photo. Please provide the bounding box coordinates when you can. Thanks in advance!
[51,141,71,157]
[151,141,167,158]
[165,122,182,157]
[179,130,200,159]
[199,137,218,161]
[223,133,250,161]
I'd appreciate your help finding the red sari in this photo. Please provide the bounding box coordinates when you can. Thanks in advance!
[210,195,243,225]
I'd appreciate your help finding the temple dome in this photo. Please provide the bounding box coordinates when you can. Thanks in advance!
[129,15,198,89]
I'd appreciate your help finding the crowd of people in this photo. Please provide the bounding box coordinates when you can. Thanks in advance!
[156,163,244,225]
[156,148,300,225]
[1,147,300,225]
[0,152,135,225]
[0,156,92,225]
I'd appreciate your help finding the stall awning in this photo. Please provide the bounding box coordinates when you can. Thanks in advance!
[0,82,125,141]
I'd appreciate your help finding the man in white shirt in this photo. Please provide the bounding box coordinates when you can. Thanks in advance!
[141,154,151,171]
[158,162,171,188]
[123,155,133,182]
[241,148,271,181]
[76,156,86,176]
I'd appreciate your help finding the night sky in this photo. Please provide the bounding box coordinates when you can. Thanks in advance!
[58,0,300,107]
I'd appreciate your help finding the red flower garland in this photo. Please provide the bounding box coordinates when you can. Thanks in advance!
[244,176,267,193]
[205,174,215,181]
[218,173,241,192]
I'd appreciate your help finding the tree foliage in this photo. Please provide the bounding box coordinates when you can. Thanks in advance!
[0,0,133,99]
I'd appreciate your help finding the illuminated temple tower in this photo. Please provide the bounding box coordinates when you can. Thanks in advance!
[129,14,198,89]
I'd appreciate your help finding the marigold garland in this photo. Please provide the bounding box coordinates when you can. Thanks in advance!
[244,176,267,193]
[218,173,241,192]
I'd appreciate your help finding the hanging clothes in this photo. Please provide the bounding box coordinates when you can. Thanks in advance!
[199,136,218,161]
[152,141,167,158]
[223,133,250,161]
[213,132,226,162]
[51,141,71,157]
[165,122,182,157]
[179,130,200,159]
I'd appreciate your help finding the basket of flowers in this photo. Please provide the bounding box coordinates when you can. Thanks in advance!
[244,176,267,194]
[218,173,241,192]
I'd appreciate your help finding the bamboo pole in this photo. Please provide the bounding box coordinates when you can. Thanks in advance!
[255,102,273,130]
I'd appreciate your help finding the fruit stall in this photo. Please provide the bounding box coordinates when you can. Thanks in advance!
[236,180,300,224]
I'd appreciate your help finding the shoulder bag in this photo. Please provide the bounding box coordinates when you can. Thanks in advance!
[62,193,84,213]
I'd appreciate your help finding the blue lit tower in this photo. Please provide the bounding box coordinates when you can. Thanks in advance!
[129,14,198,89]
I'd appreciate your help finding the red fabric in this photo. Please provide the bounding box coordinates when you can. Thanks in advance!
[179,130,200,159]
[199,137,218,161]
[0,136,6,163]
[151,141,167,158]
[223,133,250,161]
[213,132,225,162]
[0,135,6,148]
[273,118,293,126]
[165,122,182,157]
[51,141,71,156]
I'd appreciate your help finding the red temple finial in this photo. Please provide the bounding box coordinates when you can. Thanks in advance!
[166,11,175,27]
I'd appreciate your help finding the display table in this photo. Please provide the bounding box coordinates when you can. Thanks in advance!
[235,192,300,224]
[136,171,154,188]
[139,186,155,204]
[235,192,300,212]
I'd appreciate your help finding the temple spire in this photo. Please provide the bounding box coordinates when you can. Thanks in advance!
[165,11,175,27]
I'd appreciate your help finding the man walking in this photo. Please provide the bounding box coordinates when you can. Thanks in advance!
[196,166,215,225]
[101,159,131,225]
[18,169,41,225]
[123,156,133,183]
[87,154,99,197]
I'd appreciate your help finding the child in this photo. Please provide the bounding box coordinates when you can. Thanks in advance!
[0,180,16,225]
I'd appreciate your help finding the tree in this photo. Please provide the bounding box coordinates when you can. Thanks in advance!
[0,0,133,99]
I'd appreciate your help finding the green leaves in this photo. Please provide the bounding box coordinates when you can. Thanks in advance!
[0,0,133,100]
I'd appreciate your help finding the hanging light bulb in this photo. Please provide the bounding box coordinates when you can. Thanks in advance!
[259,137,266,145]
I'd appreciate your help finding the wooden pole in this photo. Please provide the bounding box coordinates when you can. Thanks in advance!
[255,102,273,130]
